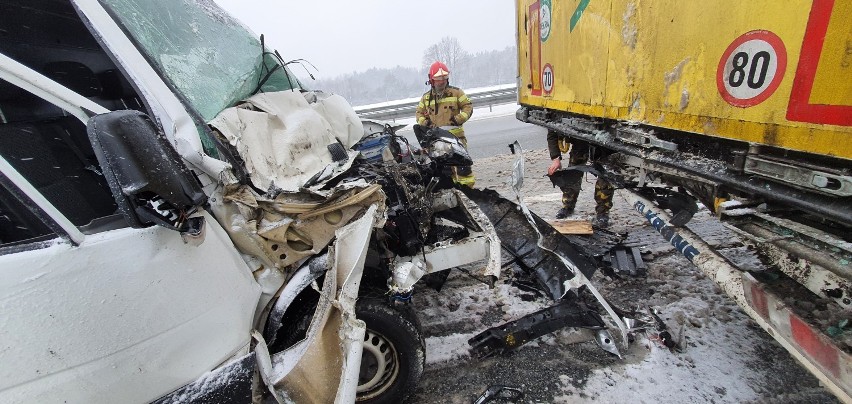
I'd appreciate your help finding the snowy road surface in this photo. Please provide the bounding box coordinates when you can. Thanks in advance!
[405,147,839,403]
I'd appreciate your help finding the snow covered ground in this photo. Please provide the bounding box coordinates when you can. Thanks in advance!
[407,149,839,403]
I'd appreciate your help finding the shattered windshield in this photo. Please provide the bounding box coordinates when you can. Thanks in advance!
[100,0,300,121]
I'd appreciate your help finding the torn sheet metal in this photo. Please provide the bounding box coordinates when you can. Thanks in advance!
[257,204,380,403]
[464,144,630,352]
[386,188,501,294]
[511,144,629,349]
[469,298,608,357]
[209,90,364,192]
[455,189,502,280]
[389,232,494,294]
[262,257,328,348]
[210,181,385,273]
[328,204,377,403]
[462,188,595,296]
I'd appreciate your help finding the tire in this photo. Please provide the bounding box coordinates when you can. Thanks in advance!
[355,298,425,403]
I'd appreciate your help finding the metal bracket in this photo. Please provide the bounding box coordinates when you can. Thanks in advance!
[615,126,678,151]
[468,298,616,358]
[744,155,852,197]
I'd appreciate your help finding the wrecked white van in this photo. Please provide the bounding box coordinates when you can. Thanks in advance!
[0,0,502,403]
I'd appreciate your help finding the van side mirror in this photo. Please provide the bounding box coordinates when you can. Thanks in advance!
[87,110,206,231]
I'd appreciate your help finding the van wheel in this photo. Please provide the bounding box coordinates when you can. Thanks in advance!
[355,299,425,403]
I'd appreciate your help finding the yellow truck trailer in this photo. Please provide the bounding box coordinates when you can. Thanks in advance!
[518,0,851,157]
[515,0,852,400]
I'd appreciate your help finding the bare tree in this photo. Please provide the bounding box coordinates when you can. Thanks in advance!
[422,37,469,79]
[312,45,515,106]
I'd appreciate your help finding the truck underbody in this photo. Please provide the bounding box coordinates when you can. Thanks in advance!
[518,105,852,401]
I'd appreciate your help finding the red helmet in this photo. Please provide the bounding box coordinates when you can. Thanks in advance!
[428,61,450,83]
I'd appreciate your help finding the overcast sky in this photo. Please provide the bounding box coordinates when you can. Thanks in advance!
[213,0,517,79]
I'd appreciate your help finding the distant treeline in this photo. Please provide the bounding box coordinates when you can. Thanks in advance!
[305,45,517,107]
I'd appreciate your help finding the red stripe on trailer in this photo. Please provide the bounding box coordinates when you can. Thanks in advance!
[749,283,769,319]
[786,0,852,126]
[743,273,851,395]
[790,315,840,378]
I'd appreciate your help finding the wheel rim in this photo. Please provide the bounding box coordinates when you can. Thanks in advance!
[357,328,399,399]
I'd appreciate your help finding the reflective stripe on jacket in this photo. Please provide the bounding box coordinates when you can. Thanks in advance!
[415,86,473,127]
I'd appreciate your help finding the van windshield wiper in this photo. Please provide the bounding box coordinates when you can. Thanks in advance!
[252,34,317,95]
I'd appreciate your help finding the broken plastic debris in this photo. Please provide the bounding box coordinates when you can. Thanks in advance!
[595,329,621,358]
[649,307,682,352]
[473,385,524,404]
[390,261,426,293]
[828,319,850,337]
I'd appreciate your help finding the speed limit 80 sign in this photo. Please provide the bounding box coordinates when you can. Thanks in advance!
[716,30,787,108]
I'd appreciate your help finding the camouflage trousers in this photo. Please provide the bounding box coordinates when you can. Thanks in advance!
[558,140,613,214]
[560,175,614,214]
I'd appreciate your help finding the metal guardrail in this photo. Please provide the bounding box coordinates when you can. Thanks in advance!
[353,84,517,121]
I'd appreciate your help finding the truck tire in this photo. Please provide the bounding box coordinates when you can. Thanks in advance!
[355,298,425,403]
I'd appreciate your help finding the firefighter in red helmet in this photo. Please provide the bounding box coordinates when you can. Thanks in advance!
[416,61,475,187]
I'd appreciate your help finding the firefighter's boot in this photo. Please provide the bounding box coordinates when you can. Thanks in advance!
[450,129,475,188]
[452,165,475,188]
[592,178,615,227]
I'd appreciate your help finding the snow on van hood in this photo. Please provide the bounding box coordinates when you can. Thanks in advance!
[209,90,364,192]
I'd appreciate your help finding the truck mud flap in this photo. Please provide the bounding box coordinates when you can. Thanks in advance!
[461,187,598,300]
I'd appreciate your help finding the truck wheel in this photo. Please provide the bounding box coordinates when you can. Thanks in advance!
[355,299,425,403]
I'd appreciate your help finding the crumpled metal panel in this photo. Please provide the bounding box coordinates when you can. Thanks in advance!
[462,187,597,300]
[209,91,364,192]
[259,205,380,404]
[210,182,385,273]
[454,189,502,280]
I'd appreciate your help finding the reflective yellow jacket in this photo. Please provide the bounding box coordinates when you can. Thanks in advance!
[415,86,473,130]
